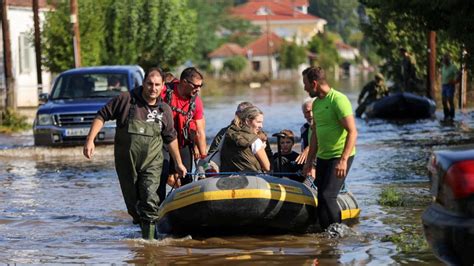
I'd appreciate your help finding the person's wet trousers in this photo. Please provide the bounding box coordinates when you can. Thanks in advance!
[314,156,354,230]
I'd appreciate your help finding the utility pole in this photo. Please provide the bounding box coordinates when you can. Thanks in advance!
[265,9,272,80]
[427,31,436,99]
[33,0,42,95]
[70,0,81,68]
[1,0,15,111]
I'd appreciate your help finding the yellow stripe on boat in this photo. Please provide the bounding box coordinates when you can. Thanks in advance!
[341,208,361,220]
[174,185,201,200]
[159,188,318,218]
[267,183,303,194]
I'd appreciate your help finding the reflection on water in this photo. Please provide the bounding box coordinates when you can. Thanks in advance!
[1,75,471,264]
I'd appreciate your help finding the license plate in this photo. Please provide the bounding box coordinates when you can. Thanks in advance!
[64,128,90,136]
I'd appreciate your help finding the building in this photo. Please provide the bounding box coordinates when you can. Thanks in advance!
[0,0,52,108]
[208,43,246,77]
[208,32,285,78]
[335,41,360,61]
[231,0,326,45]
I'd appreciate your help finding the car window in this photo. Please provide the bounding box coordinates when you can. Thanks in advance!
[51,73,129,100]
[133,71,143,88]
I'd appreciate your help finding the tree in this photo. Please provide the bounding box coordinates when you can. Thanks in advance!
[359,0,467,81]
[308,0,359,42]
[42,0,197,72]
[223,55,247,77]
[307,32,341,71]
[42,0,107,73]
[279,42,306,69]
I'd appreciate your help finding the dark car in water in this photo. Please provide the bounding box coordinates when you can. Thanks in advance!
[33,65,144,146]
[422,147,474,265]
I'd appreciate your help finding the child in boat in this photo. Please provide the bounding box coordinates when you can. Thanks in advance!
[272,129,304,182]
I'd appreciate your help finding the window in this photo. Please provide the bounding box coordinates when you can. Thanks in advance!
[252,61,261,72]
[19,33,34,74]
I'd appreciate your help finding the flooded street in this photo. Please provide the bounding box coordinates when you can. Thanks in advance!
[1,77,473,264]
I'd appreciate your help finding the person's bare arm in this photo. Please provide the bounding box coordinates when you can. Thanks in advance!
[302,124,317,178]
[255,144,271,172]
[335,115,357,178]
[195,118,207,158]
[83,118,104,159]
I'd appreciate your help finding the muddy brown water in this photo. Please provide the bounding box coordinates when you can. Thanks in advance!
[1,76,472,264]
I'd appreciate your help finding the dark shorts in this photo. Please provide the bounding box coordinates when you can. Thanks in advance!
[442,84,455,98]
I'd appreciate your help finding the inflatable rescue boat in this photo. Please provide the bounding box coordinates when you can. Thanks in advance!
[157,174,360,235]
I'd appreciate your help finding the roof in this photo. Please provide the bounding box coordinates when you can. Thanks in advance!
[244,32,285,56]
[249,0,308,7]
[335,42,356,51]
[9,0,51,9]
[231,0,320,22]
[208,43,246,58]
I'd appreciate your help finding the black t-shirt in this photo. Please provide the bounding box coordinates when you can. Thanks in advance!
[273,151,301,173]
[96,86,177,144]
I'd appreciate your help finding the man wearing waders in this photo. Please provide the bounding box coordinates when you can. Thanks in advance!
[83,68,187,239]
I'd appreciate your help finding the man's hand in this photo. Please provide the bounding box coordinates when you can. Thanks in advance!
[296,147,309,164]
[167,174,181,187]
[175,163,187,178]
[83,141,95,159]
[335,158,348,178]
[302,162,315,179]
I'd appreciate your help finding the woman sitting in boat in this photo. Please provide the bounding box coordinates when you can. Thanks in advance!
[220,106,271,173]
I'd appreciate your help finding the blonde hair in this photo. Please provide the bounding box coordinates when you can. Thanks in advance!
[236,106,263,128]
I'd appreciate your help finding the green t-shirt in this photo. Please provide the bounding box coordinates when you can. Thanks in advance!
[312,88,356,159]
[441,64,458,85]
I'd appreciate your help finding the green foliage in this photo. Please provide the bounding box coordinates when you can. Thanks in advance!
[308,0,359,42]
[223,56,247,73]
[42,0,107,73]
[382,225,430,253]
[307,32,340,70]
[42,0,197,72]
[279,42,307,69]
[0,109,30,133]
[378,186,404,207]
[359,0,465,82]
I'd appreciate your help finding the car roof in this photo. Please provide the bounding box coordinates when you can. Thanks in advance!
[60,65,144,76]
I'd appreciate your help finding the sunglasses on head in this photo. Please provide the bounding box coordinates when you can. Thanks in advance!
[185,79,203,89]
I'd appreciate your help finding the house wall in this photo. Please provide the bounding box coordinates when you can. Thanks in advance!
[9,6,52,107]
[250,55,278,78]
[252,20,325,45]
[210,58,225,77]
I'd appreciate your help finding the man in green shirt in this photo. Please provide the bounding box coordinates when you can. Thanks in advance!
[301,66,358,230]
[441,54,459,121]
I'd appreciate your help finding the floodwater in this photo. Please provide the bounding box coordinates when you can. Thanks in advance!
[1,74,473,264]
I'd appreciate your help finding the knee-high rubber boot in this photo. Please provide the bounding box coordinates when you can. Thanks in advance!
[141,221,156,240]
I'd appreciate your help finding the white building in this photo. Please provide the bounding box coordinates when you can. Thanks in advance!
[1,0,52,107]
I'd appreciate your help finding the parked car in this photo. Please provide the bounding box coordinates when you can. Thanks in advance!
[422,147,474,265]
[33,65,144,146]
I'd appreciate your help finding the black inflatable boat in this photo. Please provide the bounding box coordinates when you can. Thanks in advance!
[365,92,436,119]
[157,174,360,235]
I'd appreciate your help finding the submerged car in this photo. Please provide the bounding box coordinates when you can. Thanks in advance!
[422,147,474,265]
[33,65,144,146]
